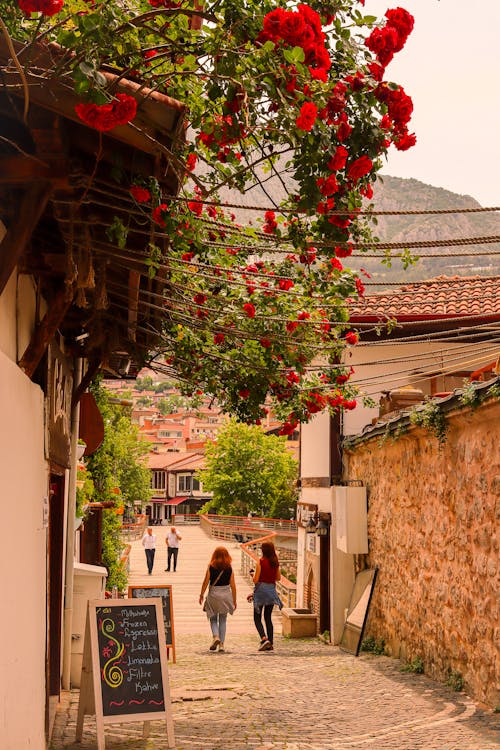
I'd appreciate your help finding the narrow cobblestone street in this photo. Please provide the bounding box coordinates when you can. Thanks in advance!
[50,527,499,750]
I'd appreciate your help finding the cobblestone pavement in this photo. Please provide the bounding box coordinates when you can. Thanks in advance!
[51,633,498,750]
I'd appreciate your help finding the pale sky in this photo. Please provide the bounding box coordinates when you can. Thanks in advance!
[363,0,500,206]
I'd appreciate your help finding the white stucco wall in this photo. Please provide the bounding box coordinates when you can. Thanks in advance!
[300,411,330,478]
[342,340,488,435]
[0,349,47,750]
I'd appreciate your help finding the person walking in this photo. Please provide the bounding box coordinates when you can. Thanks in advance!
[252,541,282,651]
[141,527,156,575]
[165,526,182,572]
[199,546,237,653]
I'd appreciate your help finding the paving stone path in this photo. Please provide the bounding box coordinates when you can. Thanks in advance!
[50,526,499,750]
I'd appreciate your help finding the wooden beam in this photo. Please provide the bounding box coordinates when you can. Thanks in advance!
[0,184,50,295]
[19,285,75,378]
[72,358,102,409]
[0,156,69,187]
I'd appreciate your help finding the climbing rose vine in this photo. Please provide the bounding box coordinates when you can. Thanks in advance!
[5,0,416,427]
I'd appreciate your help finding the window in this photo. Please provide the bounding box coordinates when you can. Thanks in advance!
[151,471,166,490]
[178,474,201,493]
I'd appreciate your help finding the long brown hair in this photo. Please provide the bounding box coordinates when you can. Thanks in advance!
[210,546,232,570]
[261,541,279,569]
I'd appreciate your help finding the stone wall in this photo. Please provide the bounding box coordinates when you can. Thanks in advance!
[344,398,499,706]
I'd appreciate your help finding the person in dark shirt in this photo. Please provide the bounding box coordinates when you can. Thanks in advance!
[199,546,237,653]
[252,541,282,651]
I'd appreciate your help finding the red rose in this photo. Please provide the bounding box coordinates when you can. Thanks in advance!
[130,185,151,203]
[188,200,203,216]
[186,153,197,171]
[345,331,358,345]
[243,303,255,318]
[18,0,63,15]
[365,26,399,67]
[327,145,349,171]
[181,252,194,261]
[347,155,373,181]
[296,102,318,132]
[214,333,225,345]
[330,257,343,271]
[286,371,300,384]
[193,293,207,305]
[335,244,353,258]
[278,279,294,291]
[355,277,365,296]
[286,321,298,333]
[75,93,137,132]
[152,203,169,227]
[393,130,416,150]
[238,389,251,399]
[343,399,357,411]
[317,174,339,196]
[260,337,272,348]
[281,13,307,46]
[385,7,415,52]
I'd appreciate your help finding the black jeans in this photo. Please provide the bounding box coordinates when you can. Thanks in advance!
[145,548,155,573]
[254,604,274,643]
[167,547,179,571]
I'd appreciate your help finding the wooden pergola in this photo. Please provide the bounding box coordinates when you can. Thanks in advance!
[0,36,186,385]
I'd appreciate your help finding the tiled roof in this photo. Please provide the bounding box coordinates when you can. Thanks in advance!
[349,275,500,321]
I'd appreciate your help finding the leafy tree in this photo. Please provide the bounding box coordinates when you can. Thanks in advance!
[86,379,152,590]
[2,0,417,429]
[135,375,154,392]
[199,421,298,518]
[136,395,153,407]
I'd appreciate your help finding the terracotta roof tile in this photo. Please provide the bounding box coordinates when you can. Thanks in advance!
[350,275,500,320]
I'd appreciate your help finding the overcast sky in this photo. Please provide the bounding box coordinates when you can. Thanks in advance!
[363,0,500,206]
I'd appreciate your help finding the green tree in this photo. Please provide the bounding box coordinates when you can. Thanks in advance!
[86,380,152,590]
[199,421,298,518]
[2,0,417,428]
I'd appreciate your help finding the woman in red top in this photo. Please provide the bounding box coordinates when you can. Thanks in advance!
[252,541,282,651]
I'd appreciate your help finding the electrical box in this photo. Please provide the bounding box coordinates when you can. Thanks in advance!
[335,486,368,553]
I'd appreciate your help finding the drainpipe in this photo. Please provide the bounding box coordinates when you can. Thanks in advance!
[62,358,83,690]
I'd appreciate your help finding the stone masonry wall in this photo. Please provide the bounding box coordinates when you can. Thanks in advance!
[345,399,499,706]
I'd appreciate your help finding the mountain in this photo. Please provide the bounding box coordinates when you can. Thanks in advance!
[356,175,499,283]
[221,172,499,284]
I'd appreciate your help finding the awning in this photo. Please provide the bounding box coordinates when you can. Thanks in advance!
[165,496,189,506]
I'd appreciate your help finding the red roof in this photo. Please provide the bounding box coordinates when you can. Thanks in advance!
[350,275,500,322]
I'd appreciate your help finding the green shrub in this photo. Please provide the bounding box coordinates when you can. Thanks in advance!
[361,636,386,655]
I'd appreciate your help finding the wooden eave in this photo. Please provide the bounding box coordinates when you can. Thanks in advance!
[0,41,187,379]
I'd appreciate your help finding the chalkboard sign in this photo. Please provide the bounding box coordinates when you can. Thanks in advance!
[77,599,175,750]
[96,602,165,716]
[128,585,175,661]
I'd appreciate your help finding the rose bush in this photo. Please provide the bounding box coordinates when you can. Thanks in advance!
[3,0,416,427]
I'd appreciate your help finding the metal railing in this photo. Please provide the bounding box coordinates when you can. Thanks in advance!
[172,513,201,525]
[240,537,297,609]
[121,513,147,541]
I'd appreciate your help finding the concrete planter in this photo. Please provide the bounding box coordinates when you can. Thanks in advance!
[281,608,318,638]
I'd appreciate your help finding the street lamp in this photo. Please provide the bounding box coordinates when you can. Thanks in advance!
[305,511,331,536]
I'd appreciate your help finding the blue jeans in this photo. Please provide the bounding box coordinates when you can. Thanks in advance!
[210,614,227,643]
[145,548,155,573]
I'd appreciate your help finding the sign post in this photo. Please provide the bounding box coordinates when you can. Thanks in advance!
[128,585,176,663]
[76,598,175,749]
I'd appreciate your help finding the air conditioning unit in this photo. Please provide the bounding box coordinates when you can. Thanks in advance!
[335,486,368,554]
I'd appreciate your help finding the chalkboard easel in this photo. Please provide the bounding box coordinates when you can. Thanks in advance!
[128,585,176,663]
[76,599,175,749]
